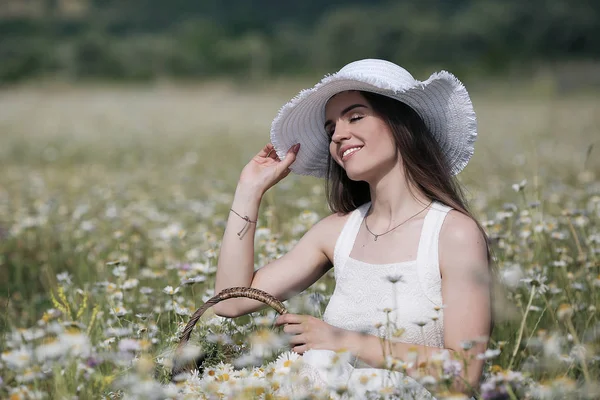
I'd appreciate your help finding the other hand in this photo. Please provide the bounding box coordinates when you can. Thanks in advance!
[239,143,300,194]
[274,313,347,354]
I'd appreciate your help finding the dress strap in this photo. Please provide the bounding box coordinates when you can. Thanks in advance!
[416,201,453,307]
[333,202,371,275]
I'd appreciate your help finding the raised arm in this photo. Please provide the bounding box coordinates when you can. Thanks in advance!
[213,143,341,318]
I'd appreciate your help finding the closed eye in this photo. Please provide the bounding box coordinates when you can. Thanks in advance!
[325,113,364,140]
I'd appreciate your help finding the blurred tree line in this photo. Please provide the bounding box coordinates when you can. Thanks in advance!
[0,0,599,83]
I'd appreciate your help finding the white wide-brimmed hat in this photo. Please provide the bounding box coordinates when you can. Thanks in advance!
[270,59,477,178]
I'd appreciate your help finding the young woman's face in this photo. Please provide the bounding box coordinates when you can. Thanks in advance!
[325,91,399,181]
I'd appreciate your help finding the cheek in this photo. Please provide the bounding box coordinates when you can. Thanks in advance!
[375,131,398,157]
[329,143,341,164]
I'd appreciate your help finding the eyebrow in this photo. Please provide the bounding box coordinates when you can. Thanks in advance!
[324,103,368,131]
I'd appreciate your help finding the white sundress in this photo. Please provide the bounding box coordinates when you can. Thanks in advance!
[297,201,452,399]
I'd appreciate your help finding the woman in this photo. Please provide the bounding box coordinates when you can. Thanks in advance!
[213,59,492,398]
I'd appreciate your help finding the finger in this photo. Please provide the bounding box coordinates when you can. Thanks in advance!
[267,148,279,160]
[288,333,307,346]
[283,324,304,335]
[257,143,274,158]
[292,344,309,354]
[278,143,300,170]
[275,313,304,326]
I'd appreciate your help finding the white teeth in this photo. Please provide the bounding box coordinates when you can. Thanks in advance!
[342,147,361,158]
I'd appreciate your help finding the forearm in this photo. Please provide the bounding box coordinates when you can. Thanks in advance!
[341,331,482,394]
[213,183,263,315]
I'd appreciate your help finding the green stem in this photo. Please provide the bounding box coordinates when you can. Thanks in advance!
[566,218,583,261]
[565,317,591,384]
[506,383,519,400]
[508,285,536,370]
[524,306,546,348]
[542,293,559,329]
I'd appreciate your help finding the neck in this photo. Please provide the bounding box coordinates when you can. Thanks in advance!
[366,165,431,228]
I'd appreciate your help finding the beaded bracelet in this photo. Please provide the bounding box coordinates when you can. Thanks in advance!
[230,208,257,238]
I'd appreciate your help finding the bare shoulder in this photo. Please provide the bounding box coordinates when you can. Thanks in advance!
[309,210,352,238]
[440,210,487,248]
[304,209,353,261]
[317,210,352,232]
[439,210,488,276]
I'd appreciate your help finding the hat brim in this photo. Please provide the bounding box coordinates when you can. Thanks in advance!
[270,70,477,178]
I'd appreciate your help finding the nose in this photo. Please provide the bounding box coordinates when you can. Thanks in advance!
[331,122,351,143]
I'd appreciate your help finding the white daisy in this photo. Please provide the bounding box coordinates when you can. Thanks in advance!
[274,350,302,374]
[1,347,32,370]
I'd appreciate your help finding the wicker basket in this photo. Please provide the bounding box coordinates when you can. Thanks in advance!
[171,287,288,378]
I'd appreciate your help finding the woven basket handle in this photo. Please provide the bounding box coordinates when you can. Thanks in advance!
[171,287,287,378]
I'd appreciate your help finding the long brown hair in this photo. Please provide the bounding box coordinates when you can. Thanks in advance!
[325,90,491,259]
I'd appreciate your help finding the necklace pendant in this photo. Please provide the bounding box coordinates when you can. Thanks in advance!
[374,235,378,242]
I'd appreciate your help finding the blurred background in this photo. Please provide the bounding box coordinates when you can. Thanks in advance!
[1,0,599,86]
[1,0,599,204]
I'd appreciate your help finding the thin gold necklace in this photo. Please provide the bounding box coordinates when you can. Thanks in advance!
[364,201,433,241]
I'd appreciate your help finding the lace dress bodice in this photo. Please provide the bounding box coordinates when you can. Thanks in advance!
[323,201,451,350]
[298,201,452,399]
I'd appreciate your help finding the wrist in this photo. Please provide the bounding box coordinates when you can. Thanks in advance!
[339,329,361,354]
[235,181,265,200]
[231,184,263,223]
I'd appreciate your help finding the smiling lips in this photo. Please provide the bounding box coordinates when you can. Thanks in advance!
[341,146,363,161]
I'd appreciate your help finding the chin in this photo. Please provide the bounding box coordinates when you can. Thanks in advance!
[344,167,371,183]
[344,160,394,183]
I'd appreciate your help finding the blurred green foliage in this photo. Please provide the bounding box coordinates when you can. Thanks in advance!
[1,0,599,83]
